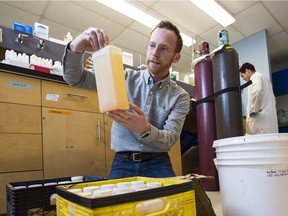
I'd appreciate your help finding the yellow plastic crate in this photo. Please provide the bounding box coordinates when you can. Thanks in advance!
[56,176,196,216]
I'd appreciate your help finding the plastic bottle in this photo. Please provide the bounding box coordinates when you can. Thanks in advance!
[83,186,100,193]
[112,187,130,195]
[135,198,166,215]
[116,182,131,188]
[92,45,129,113]
[100,183,116,190]
[146,182,162,188]
[64,32,73,43]
[92,189,113,197]
[67,189,82,194]
[71,176,83,182]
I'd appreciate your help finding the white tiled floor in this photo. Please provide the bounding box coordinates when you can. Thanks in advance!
[206,191,223,216]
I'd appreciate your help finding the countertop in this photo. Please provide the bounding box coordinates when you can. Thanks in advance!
[0,62,65,83]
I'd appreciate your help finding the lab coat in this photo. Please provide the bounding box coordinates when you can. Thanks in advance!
[246,71,278,135]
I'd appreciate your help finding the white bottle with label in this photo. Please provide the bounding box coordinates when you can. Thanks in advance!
[92,45,129,113]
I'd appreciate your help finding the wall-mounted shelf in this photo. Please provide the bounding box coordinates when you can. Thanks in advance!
[0,25,65,62]
[0,62,65,83]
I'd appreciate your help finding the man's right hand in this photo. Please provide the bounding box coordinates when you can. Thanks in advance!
[69,27,110,54]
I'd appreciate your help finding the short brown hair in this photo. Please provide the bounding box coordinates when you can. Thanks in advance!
[151,20,183,53]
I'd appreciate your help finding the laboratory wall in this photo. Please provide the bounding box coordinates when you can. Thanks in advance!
[233,30,270,116]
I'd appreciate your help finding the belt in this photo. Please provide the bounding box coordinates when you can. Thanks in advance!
[116,152,167,161]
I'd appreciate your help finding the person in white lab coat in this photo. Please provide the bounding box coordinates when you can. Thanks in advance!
[239,62,278,135]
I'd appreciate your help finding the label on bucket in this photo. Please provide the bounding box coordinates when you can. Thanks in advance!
[266,168,288,178]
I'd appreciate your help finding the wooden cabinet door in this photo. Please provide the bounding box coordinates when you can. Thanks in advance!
[0,134,42,173]
[0,102,42,173]
[42,107,106,178]
[169,139,183,176]
[103,116,115,176]
[0,102,41,134]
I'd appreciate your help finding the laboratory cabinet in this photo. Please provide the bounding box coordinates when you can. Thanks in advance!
[41,80,106,178]
[42,107,106,178]
[0,72,43,214]
[0,69,183,214]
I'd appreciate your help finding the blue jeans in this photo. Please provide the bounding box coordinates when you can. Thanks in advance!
[108,153,176,179]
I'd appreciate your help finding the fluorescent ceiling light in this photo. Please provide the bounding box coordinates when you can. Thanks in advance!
[96,0,194,47]
[96,0,159,28]
[191,0,235,27]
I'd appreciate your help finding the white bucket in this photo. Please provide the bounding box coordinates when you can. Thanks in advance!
[215,156,288,165]
[215,147,288,159]
[213,133,288,151]
[213,133,288,216]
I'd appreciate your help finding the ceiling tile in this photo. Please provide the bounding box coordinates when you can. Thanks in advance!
[128,22,154,38]
[72,1,134,27]
[44,1,126,40]
[263,1,288,30]
[268,32,288,63]
[133,1,158,8]
[40,18,81,41]
[113,28,148,55]
[219,1,258,15]
[2,1,49,16]
[150,1,217,35]
[233,2,283,37]
[0,2,40,28]
[197,24,244,50]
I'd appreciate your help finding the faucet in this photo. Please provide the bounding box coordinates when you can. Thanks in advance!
[37,39,45,50]
[15,33,24,44]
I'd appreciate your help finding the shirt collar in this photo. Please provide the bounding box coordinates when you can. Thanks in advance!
[143,69,171,89]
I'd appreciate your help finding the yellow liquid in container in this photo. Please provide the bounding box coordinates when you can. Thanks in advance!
[92,45,129,113]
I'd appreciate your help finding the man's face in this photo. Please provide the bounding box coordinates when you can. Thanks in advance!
[145,28,180,81]
[240,69,251,81]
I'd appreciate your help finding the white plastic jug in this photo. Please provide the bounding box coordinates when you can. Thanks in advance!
[92,45,129,113]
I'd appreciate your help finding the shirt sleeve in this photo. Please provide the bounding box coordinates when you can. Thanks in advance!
[249,74,264,114]
[62,45,96,89]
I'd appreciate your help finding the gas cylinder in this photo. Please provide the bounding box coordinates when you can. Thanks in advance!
[194,41,219,191]
[211,44,243,139]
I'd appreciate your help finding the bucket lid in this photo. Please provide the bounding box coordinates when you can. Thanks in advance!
[214,156,288,166]
[215,146,288,153]
[213,133,288,148]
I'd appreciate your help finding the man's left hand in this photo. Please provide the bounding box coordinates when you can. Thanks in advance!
[105,103,150,135]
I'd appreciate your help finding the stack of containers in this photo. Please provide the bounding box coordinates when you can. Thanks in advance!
[6,176,103,216]
[56,176,196,216]
[213,133,288,216]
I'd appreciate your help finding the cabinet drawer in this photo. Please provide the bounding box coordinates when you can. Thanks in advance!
[42,80,99,112]
[0,134,42,173]
[0,171,43,214]
[0,71,41,106]
[0,102,41,133]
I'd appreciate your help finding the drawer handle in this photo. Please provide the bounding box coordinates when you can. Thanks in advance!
[97,120,101,141]
[66,92,88,99]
